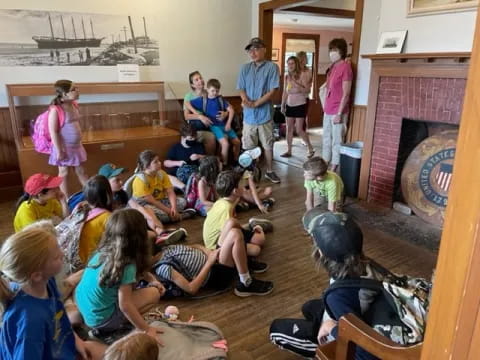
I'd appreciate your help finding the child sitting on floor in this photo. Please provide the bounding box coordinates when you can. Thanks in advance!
[203,171,273,273]
[303,156,344,212]
[185,155,220,216]
[163,123,206,190]
[13,173,68,232]
[131,150,195,223]
[235,147,275,213]
[189,79,241,166]
[75,208,165,341]
[103,332,159,360]
[0,225,106,359]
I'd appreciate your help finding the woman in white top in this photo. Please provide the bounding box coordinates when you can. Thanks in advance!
[280,56,314,158]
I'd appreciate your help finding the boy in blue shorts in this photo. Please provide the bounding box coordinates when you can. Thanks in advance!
[190,79,241,166]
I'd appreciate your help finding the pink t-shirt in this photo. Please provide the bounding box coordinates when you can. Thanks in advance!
[284,70,312,107]
[324,60,353,115]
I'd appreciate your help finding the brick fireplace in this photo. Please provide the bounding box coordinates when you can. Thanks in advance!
[359,53,471,207]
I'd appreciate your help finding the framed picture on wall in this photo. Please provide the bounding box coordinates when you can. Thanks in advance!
[376,30,408,54]
[408,0,479,16]
[272,48,279,61]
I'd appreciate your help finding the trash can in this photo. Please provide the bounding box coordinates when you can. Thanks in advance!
[340,141,363,198]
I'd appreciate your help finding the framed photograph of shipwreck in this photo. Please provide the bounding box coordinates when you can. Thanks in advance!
[0,9,159,66]
[408,0,479,16]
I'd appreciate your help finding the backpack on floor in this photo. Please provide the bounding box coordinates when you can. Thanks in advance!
[184,174,215,211]
[31,101,78,154]
[55,202,107,274]
[323,267,432,345]
[151,320,228,360]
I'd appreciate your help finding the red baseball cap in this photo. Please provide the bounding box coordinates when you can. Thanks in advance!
[24,173,63,196]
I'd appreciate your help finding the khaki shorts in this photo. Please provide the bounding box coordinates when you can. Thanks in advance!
[197,130,215,144]
[242,121,274,150]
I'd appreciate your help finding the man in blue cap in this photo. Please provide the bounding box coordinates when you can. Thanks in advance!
[237,37,280,184]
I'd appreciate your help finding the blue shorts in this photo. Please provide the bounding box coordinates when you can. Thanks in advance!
[210,125,238,140]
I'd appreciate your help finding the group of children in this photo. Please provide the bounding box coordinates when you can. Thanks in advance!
[0,78,353,359]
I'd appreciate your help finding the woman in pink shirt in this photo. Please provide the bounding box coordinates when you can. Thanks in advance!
[322,38,353,172]
[280,56,315,158]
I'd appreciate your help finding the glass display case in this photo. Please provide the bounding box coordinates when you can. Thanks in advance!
[7,81,183,191]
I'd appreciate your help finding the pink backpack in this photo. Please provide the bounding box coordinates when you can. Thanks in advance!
[32,102,78,154]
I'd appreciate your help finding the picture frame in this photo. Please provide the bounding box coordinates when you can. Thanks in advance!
[272,48,279,61]
[376,30,408,54]
[408,0,479,16]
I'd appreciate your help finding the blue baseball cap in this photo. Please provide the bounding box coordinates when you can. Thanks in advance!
[98,163,125,179]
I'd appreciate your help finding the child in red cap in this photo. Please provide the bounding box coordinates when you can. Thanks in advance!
[13,173,68,232]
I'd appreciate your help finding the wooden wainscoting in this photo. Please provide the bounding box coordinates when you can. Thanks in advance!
[346,105,367,143]
[0,107,21,194]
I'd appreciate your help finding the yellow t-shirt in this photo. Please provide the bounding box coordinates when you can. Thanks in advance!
[132,170,172,201]
[202,198,235,250]
[78,211,111,264]
[13,198,62,232]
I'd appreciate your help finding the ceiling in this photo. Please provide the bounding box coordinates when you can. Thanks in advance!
[273,12,354,30]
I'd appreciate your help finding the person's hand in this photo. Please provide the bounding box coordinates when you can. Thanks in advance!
[317,319,337,344]
[169,207,180,220]
[225,123,231,132]
[333,114,342,124]
[199,115,213,127]
[216,111,228,121]
[281,104,286,114]
[190,153,201,161]
[149,281,166,296]
[145,326,164,346]
[75,336,90,359]
[242,99,255,108]
[207,249,220,264]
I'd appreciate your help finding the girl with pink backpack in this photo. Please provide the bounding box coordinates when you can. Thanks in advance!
[47,79,88,196]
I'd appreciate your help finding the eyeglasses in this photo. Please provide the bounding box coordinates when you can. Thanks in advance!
[247,47,263,53]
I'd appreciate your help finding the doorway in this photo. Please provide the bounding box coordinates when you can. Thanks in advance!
[281,33,321,127]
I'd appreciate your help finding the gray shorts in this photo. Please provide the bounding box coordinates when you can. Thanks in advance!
[93,304,130,332]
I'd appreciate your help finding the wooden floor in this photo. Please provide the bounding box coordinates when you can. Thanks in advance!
[0,162,438,359]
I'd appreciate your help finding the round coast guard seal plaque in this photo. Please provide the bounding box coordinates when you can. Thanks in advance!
[401,130,458,227]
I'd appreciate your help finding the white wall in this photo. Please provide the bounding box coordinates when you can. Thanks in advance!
[0,0,252,106]
[355,0,477,105]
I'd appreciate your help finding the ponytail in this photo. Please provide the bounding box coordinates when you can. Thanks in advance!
[14,192,31,213]
[137,150,157,172]
[51,79,73,106]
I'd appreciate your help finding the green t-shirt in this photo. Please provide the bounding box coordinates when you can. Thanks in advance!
[75,253,137,327]
[304,171,344,202]
[184,91,204,113]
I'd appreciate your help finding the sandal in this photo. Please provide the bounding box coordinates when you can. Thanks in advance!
[307,148,316,158]
[280,151,292,158]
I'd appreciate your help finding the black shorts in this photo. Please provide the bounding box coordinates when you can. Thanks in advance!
[285,103,307,118]
[241,228,254,243]
[204,264,236,290]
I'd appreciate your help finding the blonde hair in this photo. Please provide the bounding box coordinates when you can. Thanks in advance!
[104,332,159,360]
[0,226,56,316]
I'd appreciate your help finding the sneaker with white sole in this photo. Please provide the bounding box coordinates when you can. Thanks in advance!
[265,171,281,184]
[155,228,188,247]
[234,278,274,297]
[249,217,274,233]
[180,208,196,220]
[262,197,275,211]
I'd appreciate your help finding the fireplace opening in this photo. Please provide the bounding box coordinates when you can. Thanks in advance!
[393,119,459,204]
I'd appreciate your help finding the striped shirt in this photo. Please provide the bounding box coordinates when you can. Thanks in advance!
[154,245,208,284]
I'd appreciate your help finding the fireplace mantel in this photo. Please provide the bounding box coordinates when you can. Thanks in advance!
[362,52,471,62]
[358,52,470,205]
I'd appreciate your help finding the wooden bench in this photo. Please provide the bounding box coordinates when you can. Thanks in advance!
[316,314,422,360]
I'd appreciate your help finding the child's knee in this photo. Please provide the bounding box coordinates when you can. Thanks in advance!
[251,232,266,247]
[247,243,261,257]
[219,138,229,147]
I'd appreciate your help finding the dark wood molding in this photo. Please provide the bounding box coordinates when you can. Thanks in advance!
[362,52,471,61]
[280,6,355,18]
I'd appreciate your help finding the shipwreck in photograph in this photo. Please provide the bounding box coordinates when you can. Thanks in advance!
[32,14,104,49]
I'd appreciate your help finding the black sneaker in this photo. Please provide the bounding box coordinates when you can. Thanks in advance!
[235,201,250,212]
[265,171,280,184]
[248,259,269,273]
[249,217,273,233]
[180,208,196,220]
[262,197,275,211]
[234,278,274,297]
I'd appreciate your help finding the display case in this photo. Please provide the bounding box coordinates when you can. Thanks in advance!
[7,81,183,192]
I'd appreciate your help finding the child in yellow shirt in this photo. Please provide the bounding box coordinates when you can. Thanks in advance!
[14,173,68,232]
[132,150,195,223]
